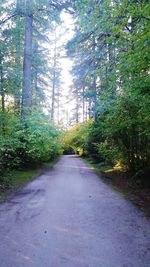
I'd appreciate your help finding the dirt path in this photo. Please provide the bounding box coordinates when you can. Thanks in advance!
[0,156,150,267]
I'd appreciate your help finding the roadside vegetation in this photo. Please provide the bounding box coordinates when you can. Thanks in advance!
[63,121,150,215]
[63,0,150,211]
[0,0,65,199]
[0,0,150,209]
[0,111,62,201]
[0,156,60,202]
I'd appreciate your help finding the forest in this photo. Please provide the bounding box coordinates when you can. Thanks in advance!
[0,0,150,197]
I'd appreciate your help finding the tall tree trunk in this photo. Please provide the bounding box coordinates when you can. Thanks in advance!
[92,36,97,106]
[22,8,33,115]
[51,71,56,121]
[14,18,22,114]
[82,86,85,122]
[85,100,88,121]
[57,87,60,124]
[0,61,5,113]
[88,98,92,118]
[76,88,79,123]
[51,29,57,122]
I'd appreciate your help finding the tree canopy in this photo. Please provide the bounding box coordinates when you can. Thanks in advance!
[66,0,150,173]
[0,0,150,181]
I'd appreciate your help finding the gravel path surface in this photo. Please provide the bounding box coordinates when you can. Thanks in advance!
[0,155,150,267]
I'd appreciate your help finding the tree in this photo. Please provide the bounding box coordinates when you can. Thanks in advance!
[22,0,33,114]
[67,0,150,173]
[0,0,73,176]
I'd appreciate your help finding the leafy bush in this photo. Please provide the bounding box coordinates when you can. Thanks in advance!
[0,111,62,175]
[22,112,61,163]
[64,89,150,176]
[62,120,92,155]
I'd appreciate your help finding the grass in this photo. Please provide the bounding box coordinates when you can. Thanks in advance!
[42,157,59,169]
[83,157,113,174]
[0,169,38,202]
[0,157,59,202]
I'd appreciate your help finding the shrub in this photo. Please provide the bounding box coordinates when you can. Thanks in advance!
[0,111,62,175]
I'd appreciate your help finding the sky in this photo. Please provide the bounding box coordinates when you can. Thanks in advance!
[58,11,75,127]
[45,11,75,127]
[1,1,76,127]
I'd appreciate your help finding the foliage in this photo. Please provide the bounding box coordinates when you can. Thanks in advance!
[0,111,62,176]
[67,0,150,176]
[0,0,66,179]
[0,0,150,182]
[62,120,92,155]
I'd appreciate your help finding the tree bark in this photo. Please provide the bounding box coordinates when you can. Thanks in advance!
[14,17,22,114]
[22,11,33,115]
[51,69,56,121]
[76,88,79,123]
[82,86,85,122]
[57,87,60,124]
[51,29,57,121]
[0,60,5,112]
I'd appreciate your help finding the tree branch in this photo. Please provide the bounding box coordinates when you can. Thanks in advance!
[0,13,17,25]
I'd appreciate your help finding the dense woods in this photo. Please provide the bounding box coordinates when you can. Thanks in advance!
[0,0,150,192]
[0,0,67,178]
[65,0,150,179]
